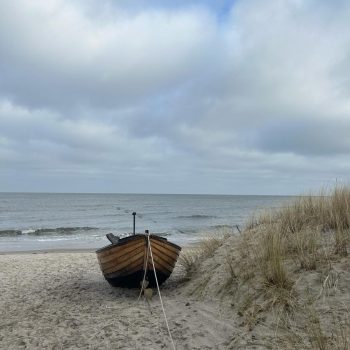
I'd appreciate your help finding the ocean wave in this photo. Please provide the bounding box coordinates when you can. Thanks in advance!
[0,227,97,237]
[209,224,234,229]
[174,228,199,234]
[156,232,171,237]
[176,215,217,219]
[0,229,22,237]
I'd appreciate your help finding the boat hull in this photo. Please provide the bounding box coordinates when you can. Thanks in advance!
[96,234,181,288]
[105,270,170,288]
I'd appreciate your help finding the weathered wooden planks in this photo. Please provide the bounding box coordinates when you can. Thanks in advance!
[99,242,145,265]
[101,246,146,273]
[102,250,145,274]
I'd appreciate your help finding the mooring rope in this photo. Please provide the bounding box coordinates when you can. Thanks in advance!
[137,237,150,302]
[146,233,176,350]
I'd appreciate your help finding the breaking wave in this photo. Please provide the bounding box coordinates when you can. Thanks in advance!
[0,227,97,237]
[176,214,217,219]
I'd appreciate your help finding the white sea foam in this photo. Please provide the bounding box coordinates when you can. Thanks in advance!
[21,229,36,234]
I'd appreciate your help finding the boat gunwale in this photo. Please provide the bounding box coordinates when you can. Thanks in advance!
[96,233,181,254]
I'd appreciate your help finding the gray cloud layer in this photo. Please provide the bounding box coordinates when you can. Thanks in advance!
[1,0,350,194]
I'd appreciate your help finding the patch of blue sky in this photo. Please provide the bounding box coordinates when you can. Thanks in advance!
[104,0,235,19]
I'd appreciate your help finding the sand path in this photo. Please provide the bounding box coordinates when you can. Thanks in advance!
[0,252,234,349]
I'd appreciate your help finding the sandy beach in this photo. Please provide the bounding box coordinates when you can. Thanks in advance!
[0,251,234,350]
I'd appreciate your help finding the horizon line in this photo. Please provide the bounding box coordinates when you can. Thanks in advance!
[0,190,297,197]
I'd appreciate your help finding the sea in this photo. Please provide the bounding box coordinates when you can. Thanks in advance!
[0,193,294,252]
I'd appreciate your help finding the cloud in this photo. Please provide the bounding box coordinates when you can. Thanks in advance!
[1,0,350,194]
[0,100,175,172]
[0,0,218,109]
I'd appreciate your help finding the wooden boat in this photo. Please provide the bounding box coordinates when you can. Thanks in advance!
[96,232,181,288]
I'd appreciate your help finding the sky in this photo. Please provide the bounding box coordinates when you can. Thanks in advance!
[0,0,350,195]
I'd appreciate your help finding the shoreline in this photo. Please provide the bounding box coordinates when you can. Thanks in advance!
[0,248,96,255]
[0,241,199,255]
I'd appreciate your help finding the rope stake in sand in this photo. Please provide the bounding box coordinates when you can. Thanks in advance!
[147,233,177,350]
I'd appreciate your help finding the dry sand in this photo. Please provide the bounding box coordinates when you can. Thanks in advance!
[0,251,235,350]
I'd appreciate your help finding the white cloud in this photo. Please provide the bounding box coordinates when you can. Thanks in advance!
[0,0,218,108]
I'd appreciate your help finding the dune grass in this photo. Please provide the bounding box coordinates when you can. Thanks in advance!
[179,185,350,348]
[250,186,350,266]
[262,186,349,236]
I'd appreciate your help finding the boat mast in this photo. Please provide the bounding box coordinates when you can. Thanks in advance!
[132,212,136,235]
